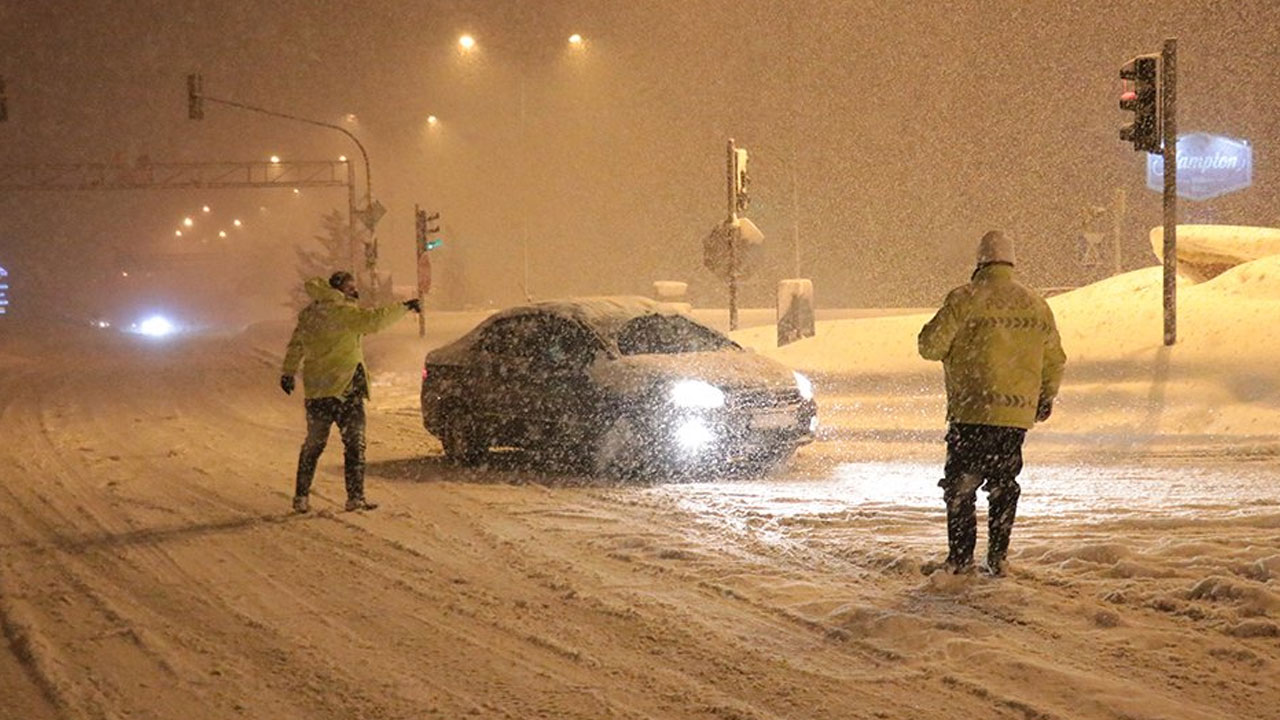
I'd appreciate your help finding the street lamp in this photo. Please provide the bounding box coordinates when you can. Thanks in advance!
[453,31,587,301]
[269,155,281,164]
[426,115,439,126]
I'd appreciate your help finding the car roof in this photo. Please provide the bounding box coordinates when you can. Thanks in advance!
[488,296,710,340]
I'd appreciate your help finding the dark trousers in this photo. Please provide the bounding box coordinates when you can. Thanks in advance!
[295,394,367,500]
[939,422,1025,567]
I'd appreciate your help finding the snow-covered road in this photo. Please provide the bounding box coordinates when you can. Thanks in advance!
[1,322,1277,719]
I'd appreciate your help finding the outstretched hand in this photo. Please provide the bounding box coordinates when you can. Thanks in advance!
[280,375,295,395]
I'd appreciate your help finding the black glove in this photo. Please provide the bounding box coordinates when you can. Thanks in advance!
[403,298,422,313]
[280,375,295,395]
[1035,397,1053,422]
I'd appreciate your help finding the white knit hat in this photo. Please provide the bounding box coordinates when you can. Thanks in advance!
[976,230,1015,266]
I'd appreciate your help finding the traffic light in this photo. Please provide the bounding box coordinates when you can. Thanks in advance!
[0,76,8,122]
[187,73,203,120]
[415,208,442,252]
[1119,55,1160,153]
[733,147,750,213]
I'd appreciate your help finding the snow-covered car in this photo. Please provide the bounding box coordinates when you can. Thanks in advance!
[420,296,817,477]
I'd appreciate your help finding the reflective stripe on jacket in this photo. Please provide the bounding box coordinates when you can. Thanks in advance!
[918,264,1066,429]
[282,278,408,399]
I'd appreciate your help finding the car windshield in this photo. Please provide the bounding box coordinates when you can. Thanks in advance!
[615,315,735,355]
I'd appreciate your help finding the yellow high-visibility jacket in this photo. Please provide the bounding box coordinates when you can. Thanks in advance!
[918,264,1066,429]
[282,278,408,399]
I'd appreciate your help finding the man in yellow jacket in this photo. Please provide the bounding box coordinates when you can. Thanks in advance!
[918,231,1066,576]
[281,271,420,513]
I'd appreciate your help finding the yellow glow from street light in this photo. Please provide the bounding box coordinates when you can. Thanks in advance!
[568,33,583,46]
[427,115,439,126]
[183,217,194,227]
[338,154,347,162]
[344,113,357,123]
[458,34,476,50]
[233,219,242,227]
[293,188,300,195]
[175,230,182,237]
[270,155,281,164]
[201,205,211,213]
[218,230,227,238]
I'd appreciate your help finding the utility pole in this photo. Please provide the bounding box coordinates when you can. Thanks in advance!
[1160,38,1177,346]
[1112,187,1126,277]
[726,139,740,331]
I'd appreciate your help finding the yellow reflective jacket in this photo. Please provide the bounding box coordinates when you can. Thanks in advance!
[918,264,1066,429]
[281,278,408,399]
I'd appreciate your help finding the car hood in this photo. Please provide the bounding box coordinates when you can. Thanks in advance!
[590,350,798,396]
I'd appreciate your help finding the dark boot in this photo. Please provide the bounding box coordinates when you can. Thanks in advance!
[985,477,1021,574]
[941,472,982,572]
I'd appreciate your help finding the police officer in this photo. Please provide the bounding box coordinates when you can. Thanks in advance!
[281,271,420,513]
[918,231,1066,575]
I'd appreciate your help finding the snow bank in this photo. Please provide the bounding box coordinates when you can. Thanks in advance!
[736,257,1280,438]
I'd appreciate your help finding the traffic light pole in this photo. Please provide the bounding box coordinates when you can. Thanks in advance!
[726,139,740,332]
[1112,187,1126,277]
[1161,38,1177,346]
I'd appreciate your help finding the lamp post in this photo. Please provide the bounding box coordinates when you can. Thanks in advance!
[186,82,377,290]
[456,31,586,302]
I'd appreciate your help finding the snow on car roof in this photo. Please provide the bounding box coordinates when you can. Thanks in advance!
[492,296,714,339]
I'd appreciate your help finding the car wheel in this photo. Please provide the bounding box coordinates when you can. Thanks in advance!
[591,416,651,481]
[441,411,487,466]
[742,446,795,477]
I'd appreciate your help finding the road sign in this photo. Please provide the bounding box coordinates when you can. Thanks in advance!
[1147,133,1252,201]
[416,251,432,296]
[703,217,764,283]
[358,199,386,231]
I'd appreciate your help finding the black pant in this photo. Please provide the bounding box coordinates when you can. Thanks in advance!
[295,394,367,500]
[939,423,1025,567]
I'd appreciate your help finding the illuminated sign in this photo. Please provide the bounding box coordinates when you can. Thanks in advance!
[1148,133,1253,200]
[0,265,8,315]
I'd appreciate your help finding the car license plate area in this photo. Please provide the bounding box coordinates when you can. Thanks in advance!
[750,409,795,430]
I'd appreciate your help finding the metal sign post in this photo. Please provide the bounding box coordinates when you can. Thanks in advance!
[726,139,739,331]
[1112,188,1126,277]
[1161,38,1177,346]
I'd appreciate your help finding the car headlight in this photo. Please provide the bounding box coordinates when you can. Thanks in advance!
[794,371,814,401]
[670,379,725,409]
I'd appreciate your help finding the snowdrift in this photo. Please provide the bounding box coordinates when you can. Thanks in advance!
[1149,224,1280,281]
[738,257,1280,438]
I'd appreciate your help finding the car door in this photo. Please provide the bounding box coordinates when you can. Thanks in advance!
[525,316,608,443]
[474,315,543,436]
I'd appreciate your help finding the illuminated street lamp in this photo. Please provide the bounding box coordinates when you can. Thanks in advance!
[458,34,476,51]
[182,217,194,227]
[338,154,347,162]
[568,33,583,46]
[233,219,242,227]
[426,115,439,126]
[201,205,211,213]
[269,155,281,164]
[218,230,227,238]
[175,230,182,237]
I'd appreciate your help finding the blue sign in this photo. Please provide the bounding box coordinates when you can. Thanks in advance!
[1147,133,1253,200]
[0,266,8,315]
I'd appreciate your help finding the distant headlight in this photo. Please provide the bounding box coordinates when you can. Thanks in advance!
[136,315,177,337]
[669,379,725,409]
[794,371,814,401]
